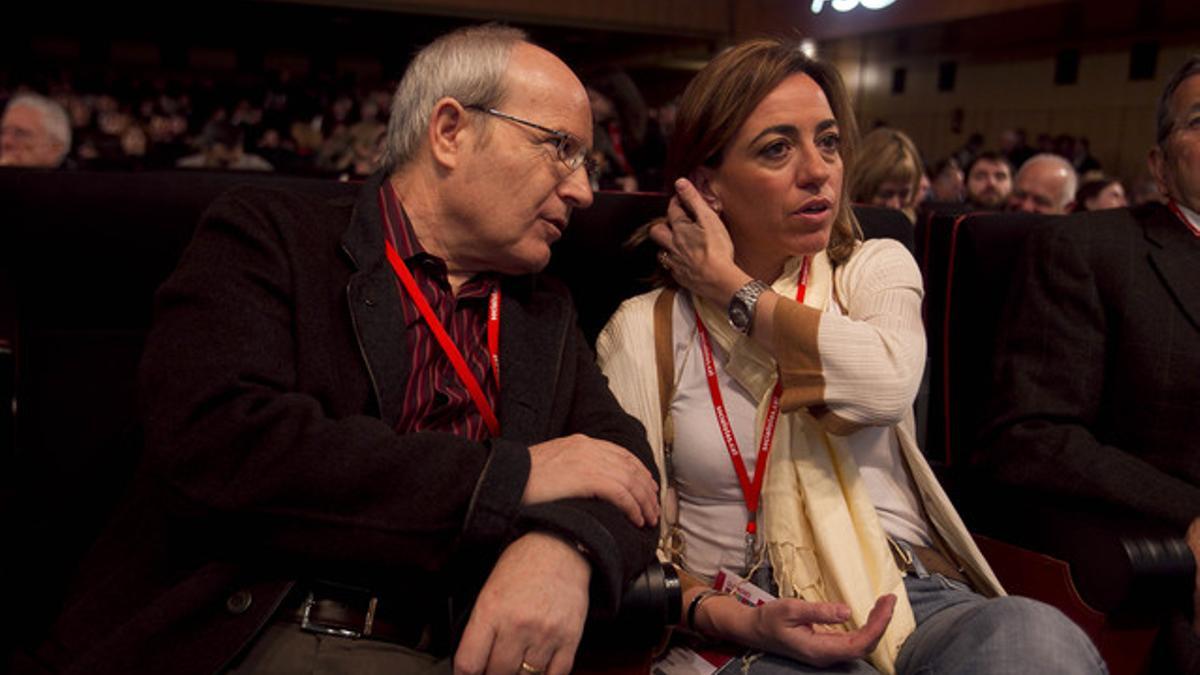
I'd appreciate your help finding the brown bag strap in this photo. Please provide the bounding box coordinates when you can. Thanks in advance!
[653,288,677,449]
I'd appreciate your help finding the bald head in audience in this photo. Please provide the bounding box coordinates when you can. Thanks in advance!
[1007,153,1078,214]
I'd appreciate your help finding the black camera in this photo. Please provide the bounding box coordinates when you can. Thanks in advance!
[583,561,681,648]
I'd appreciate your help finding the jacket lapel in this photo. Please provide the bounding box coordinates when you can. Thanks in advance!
[1144,204,1200,332]
[341,173,410,426]
[497,279,566,444]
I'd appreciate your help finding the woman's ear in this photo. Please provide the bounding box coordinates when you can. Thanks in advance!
[690,167,722,213]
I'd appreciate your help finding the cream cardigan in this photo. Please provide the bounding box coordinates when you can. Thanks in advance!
[596,239,1003,674]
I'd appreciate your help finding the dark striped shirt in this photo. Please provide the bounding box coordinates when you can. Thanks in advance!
[378,183,499,441]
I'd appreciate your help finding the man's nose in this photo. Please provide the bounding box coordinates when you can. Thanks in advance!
[559,165,594,209]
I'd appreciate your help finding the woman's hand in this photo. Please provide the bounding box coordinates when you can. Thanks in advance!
[649,178,750,306]
[698,592,896,668]
[750,594,896,667]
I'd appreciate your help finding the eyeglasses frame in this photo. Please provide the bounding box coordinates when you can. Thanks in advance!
[466,105,597,178]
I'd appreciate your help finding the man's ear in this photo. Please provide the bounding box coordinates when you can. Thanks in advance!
[690,167,722,213]
[428,97,470,170]
[1147,145,1169,198]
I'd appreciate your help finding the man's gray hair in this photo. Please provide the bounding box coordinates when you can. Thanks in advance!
[1020,152,1078,209]
[380,24,527,173]
[5,92,72,161]
[1155,54,1200,148]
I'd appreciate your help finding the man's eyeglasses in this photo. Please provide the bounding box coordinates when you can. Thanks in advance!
[467,106,596,177]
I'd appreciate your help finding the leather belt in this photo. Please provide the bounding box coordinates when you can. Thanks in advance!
[284,582,432,650]
[889,538,971,586]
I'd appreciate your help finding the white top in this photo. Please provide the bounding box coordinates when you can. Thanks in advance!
[597,238,1006,673]
[668,273,931,580]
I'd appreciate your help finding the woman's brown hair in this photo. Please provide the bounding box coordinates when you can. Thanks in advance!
[666,38,862,265]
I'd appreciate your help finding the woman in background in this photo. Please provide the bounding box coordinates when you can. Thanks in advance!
[848,127,924,222]
[1072,176,1128,212]
[596,38,1103,674]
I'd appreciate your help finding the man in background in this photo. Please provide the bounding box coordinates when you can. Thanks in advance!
[1007,153,1078,214]
[0,93,71,168]
[964,150,1013,210]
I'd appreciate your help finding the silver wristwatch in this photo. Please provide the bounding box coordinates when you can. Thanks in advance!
[727,279,771,334]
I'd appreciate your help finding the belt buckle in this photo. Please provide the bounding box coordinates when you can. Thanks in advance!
[299,591,379,640]
[888,537,929,578]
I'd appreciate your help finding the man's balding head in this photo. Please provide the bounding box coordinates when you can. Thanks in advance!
[385,24,594,278]
[1008,153,1077,214]
[380,24,528,173]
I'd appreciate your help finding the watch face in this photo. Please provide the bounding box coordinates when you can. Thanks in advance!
[729,302,752,331]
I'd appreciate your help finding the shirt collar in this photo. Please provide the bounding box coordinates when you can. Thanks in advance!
[378,182,498,305]
[1172,200,1200,237]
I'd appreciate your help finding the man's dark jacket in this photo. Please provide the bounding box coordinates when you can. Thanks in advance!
[21,172,658,674]
[981,202,1200,526]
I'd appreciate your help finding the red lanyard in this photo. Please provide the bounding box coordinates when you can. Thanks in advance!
[1168,199,1200,237]
[692,257,810,540]
[384,240,501,437]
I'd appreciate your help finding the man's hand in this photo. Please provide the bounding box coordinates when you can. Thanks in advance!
[524,434,659,528]
[454,532,591,675]
[1188,517,1200,637]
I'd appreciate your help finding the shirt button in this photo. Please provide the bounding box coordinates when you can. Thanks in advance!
[226,590,253,615]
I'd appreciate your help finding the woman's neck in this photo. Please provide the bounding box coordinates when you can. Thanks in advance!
[735,248,790,284]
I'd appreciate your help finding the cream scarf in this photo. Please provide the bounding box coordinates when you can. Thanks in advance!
[691,252,914,674]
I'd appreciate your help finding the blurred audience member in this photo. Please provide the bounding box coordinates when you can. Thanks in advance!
[253,126,299,173]
[637,98,677,192]
[1000,128,1035,170]
[585,68,647,192]
[1,93,72,168]
[928,158,965,203]
[177,120,273,171]
[1072,176,1128,212]
[1007,153,1078,214]
[964,151,1013,210]
[1072,136,1102,176]
[338,120,386,178]
[848,126,924,221]
[952,131,985,171]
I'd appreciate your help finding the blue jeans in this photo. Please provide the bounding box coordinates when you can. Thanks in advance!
[718,574,1107,674]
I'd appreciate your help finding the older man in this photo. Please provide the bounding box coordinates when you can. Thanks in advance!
[0,93,71,168]
[16,25,659,675]
[963,151,1013,211]
[1007,153,1078,214]
[982,54,1200,673]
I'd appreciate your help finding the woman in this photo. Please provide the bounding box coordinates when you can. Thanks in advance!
[847,127,925,221]
[1072,176,1128,212]
[596,39,1103,674]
